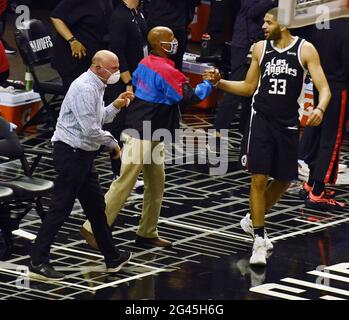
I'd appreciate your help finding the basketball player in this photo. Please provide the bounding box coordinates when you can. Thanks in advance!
[205,8,331,265]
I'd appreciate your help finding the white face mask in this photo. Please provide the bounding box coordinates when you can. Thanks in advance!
[160,39,178,55]
[107,70,121,84]
[101,67,121,84]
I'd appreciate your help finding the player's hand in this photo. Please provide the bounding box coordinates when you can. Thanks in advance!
[113,91,135,109]
[203,68,221,86]
[70,40,87,59]
[306,108,324,126]
[111,144,121,160]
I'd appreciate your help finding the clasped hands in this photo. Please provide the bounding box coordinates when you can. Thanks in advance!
[203,68,221,87]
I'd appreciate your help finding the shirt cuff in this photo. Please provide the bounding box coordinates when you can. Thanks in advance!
[105,131,119,151]
[106,103,121,116]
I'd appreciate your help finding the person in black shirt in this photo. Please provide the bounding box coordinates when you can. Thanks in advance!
[102,0,147,186]
[109,0,148,88]
[205,9,330,266]
[50,0,116,93]
[206,0,239,55]
[298,18,349,212]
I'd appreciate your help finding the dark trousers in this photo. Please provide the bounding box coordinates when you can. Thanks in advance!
[206,0,237,54]
[300,86,348,184]
[172,28,187,70]
[214,44,251,132]
[30,142,120,265]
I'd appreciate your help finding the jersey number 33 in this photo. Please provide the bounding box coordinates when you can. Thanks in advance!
[268,78,287,95]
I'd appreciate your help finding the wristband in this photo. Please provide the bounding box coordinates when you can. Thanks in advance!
[317,107,325,114]
[68,36,76,43]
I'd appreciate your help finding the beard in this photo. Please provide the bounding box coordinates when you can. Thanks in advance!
[267,28,282,41]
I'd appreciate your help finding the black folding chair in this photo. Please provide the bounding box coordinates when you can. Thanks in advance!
[0,116,54,257]
[15,19,64,131]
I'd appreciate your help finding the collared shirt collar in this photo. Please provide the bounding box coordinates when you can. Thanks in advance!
[87,69,107,90]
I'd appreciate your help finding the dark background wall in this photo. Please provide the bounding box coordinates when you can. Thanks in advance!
[10,0,61,10]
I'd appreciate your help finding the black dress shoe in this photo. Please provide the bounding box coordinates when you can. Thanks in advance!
[28,261,65,281]
[106,250,132,273]
[135,235,172,248]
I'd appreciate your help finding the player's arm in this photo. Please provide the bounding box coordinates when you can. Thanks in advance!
[212,41,263,97]
[302,41,331,126]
